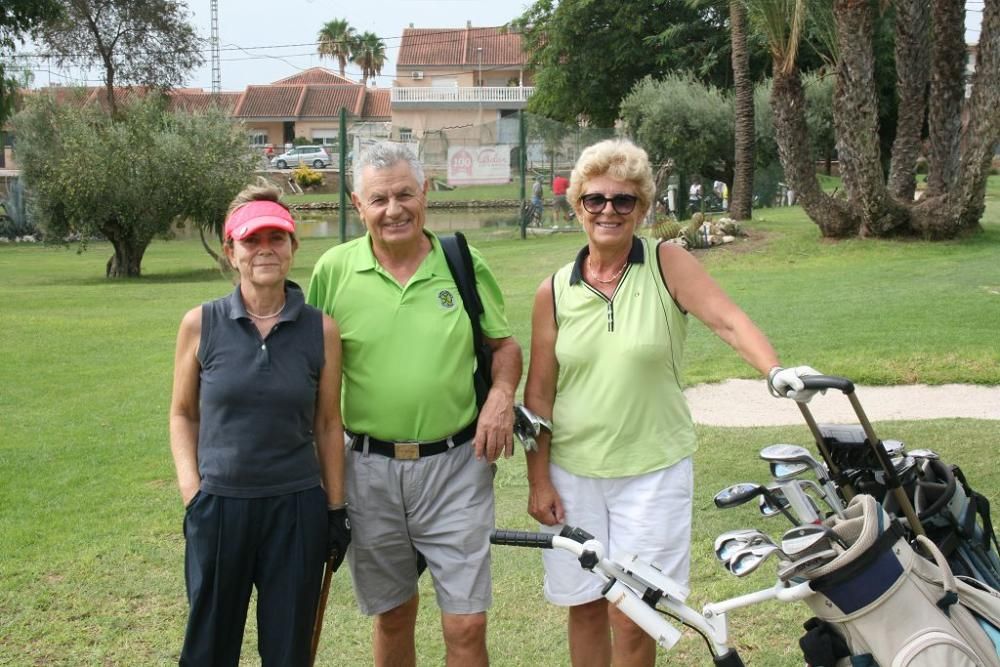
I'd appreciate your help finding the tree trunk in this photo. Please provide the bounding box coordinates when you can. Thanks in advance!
[955,0,1000,228]
[102,221,146,278]
[887,0,930,202]
[832,0,909,236]
[729,0,755,221]
[106,242,145,278]
[771,67,858,237]
[199,224,232,274]
[926,0,966,195]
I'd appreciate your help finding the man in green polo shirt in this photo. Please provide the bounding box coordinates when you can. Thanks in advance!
[307,142,522,667]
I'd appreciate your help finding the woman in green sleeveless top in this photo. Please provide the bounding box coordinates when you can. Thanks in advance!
[522,139,822,667]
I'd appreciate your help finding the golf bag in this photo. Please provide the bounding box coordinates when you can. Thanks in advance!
[817,423,1000,591]
[798,495,1000,667]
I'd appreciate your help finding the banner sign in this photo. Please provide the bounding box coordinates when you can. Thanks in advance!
[447,145,511,185]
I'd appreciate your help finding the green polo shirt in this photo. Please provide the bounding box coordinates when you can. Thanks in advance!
[307,231,511,441]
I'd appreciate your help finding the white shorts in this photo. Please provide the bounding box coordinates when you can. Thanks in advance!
[541,458,694,607]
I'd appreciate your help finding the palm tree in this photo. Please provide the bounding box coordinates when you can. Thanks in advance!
[728,0,754,221]
[746,0,1000,239]
[352,31,387,87]
[317,18,357,78]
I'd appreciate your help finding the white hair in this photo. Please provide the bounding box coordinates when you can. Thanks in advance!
[353,142,425,194]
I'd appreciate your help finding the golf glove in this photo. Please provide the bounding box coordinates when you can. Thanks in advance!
[327,507,351,572]
[768,365,824,403]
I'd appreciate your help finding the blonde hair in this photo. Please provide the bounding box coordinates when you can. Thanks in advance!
[223,180,296,248]
[567,139,655,217]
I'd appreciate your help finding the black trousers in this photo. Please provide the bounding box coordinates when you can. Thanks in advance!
[180,486,327,667]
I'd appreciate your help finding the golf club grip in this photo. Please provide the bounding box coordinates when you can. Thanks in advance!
[800,375,855,394]
[490,529,554,549]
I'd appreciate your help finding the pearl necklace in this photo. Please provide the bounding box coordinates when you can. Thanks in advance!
[587,255,628,285]
[245,302,285,320]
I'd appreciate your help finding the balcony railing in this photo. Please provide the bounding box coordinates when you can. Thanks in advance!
[391,86,534,105]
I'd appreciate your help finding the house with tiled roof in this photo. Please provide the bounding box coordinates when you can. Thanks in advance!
[231,67,390,149]
[391,23,534,147]
[4,68,390,168]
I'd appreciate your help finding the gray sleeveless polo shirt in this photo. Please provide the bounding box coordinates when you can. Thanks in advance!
[196,281,324,498]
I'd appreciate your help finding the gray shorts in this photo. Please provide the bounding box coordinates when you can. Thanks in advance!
[345,437,496,616]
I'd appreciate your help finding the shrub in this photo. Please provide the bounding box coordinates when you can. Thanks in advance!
[293,165,323,189]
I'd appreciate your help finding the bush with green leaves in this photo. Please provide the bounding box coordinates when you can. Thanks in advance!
[620,73,734,182]
[292,165,323,189]
[14,94,257,277]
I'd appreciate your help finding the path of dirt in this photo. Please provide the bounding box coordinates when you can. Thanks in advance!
[684,379,1000,427]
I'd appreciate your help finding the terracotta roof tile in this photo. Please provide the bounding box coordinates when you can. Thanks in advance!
[273,68,356,85]
[298,86,364,117]
[398,26,525,67]
[234,85,304,118]
[169,91,242,114]
[362,89,391,119]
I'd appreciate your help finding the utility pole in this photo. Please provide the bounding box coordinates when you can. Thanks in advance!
[210,0,221,94]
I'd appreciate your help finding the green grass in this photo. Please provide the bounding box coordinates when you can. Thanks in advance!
[0,183,998,665]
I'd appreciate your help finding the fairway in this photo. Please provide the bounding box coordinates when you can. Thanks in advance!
[1,192,998,665]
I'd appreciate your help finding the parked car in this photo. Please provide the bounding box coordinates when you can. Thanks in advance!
[270,145,330,169]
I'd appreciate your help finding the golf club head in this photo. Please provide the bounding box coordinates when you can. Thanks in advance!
[714,483,765,509]
[714,529,773,562]
[512,404,552,451]
[882,439,905,458]
[760,444,814,463]
[727,544,783,577]
[780,525,834,559]
[758,487,789,518]
[777,549,839,581]
[908,448,940,460]
[770,460,811,481]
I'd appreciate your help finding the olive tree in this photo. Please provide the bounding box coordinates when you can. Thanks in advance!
[14,94,256,277]
[619,73,734,218]
[34,0,202,118]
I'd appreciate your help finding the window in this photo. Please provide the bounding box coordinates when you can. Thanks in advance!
[248,131,268,146]
[399,127,413,142]
[312,130,339,146]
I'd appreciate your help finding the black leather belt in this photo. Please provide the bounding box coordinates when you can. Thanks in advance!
[347,420,478,460]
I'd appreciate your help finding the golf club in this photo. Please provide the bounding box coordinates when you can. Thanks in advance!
[714,483,799,526]
[780,524,846,560]
[714,529,774,563]
[726,544,786,577]
[760,444,845,517]
[513,403,552,451]
[758,487,790,519]
[777,549,839,581]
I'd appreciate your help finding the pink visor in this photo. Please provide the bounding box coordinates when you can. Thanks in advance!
[224,201,296,241]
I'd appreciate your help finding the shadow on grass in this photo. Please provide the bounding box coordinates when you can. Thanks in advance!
[51,268,228,286]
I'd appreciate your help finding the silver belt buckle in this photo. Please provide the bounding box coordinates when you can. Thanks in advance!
[394,442,420,460]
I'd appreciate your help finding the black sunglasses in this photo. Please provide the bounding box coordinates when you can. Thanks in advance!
[579,193,639,215]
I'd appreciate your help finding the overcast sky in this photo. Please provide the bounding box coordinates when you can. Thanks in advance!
[20,0,986,92]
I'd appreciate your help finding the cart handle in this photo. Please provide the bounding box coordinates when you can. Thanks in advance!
[800,375,855,394]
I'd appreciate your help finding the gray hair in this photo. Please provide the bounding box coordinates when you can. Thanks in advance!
[353,142,425,194]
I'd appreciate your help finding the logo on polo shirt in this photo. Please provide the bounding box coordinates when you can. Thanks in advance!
[438,289,456,309]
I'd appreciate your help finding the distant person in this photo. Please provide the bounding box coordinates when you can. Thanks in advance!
[552,173,570,223]
[307,142,523,667]
[532,176,544,223]
[170,183,349,666]
[522,139,820,667]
